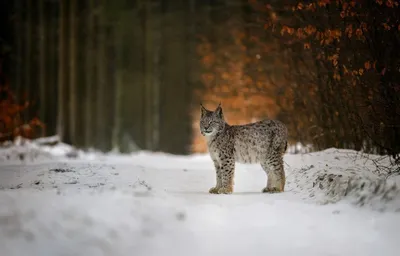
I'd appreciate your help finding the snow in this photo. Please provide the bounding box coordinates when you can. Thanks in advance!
[1,138,400,256]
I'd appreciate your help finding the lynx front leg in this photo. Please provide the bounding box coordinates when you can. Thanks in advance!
[261,154,285,193]
[217,158,235,194]
[209,160,222,194]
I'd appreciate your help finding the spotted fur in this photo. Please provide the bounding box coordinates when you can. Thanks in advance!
[200,103,288,194]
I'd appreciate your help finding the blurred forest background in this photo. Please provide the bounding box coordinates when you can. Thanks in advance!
[0,0,399,159]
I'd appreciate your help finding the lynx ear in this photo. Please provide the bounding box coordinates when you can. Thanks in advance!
[215,103,224,119]
[200,103,207,116]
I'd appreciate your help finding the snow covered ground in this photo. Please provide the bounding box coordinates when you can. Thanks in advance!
[1,137,400,256]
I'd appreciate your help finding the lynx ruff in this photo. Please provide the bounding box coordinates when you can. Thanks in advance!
[200,103,288,194]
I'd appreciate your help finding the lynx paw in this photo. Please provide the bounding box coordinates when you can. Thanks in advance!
[209,187,220,194]
[217,187,233,194]
[262,187,283,193]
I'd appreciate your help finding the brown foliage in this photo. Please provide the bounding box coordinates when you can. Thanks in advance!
[254,0,400,157]
[0,84,45,143]
[192,17,289,152]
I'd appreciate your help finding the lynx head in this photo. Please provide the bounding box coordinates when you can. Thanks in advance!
[199,103,225,136]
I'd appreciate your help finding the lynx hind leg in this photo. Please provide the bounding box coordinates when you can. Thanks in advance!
[261,154,285,193]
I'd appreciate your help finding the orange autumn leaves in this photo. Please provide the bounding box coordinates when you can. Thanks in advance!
[294,0,398,11]
[271,0,399,83]
[192,27,284,152]
[196,29,279,119]
[0,85,44,142]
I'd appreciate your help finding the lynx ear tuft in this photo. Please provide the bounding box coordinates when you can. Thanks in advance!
[215,103,224,119]
[200,103,207,116]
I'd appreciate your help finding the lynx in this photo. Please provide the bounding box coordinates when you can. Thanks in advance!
[200,103,288,194]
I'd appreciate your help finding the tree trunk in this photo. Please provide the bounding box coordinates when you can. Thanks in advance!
[74,0,86,148]
[128,4,145,150]
[144,0,162,151]
[38,0,46,135]
[111,5,124,152]
[160,0,190,154]
[46,1,58,136]
[68,0,77,145]
[84,0,95,148]
[144,0,153,151]
[96,0,107,151]
[14,0,22,101]
[57,0,67,141]
[24,0,32,122]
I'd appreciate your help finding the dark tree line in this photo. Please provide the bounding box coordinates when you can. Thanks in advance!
[3,0,216,154]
